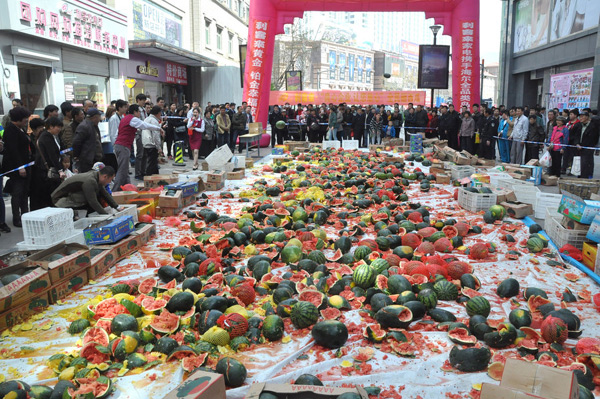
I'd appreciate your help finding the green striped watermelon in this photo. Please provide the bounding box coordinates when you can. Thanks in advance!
[353,264,376,289]
[466,296,491,317]
[290,301,319,329]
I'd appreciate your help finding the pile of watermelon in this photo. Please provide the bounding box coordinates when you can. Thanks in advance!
[2,147,599,399]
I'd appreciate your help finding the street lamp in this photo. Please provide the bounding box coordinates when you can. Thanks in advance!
[429,25,442,108]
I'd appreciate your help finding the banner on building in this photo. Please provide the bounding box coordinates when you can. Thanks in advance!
[513,0,550,53]
[457,21,476,107]
[269,90,426,106]
[285,71,302,91]
[244,19,270,120]
[550,0,600,42]
[132,0,183,48]
[549,68,593,111]
[401,40,420,61]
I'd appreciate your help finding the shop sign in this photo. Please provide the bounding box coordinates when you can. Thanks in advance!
[132,0,183,48]
[125,79,137,88]
[166,62,188,85]
[10,0,128,58]
[137,61,159,78]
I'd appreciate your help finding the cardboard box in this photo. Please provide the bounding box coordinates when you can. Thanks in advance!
[501,201,533,219]
[83,216,135,245]
[226,168,245,180]
[159,189,183,209]
[248,122,263,134]
[88,248,114,281]
[429,167,447,176]
[271,147,284,155]
[128,198,156,219]
[246,384,369,399]
[492,188,517,204]
[205,181,225,191]
[0,264,51,312]
[163,370,225,399]
[49,269,88,304]
[207,171,226,183]
[561,216,589,231]
[112,191,139,204]
[509,172,528,181]
[436,174,451,184]
[27,243,91,284]
[230,155,246,169]
[166,181,199,198]
[526,159,540,166]
[480,383,544,399]
[130,223,156,245]
[136,191,161,202]
[92,237,131,265]
[477,159,496,167]
[143,174,178,189]
[582,241,597,270]
[542,175,558,186]
[369,144,384,151]
[454,153,472,165]
[0,291,50,331]
[156,206,181,218]
[245,159,254,169]
[0,251,38,269]
[558,192,600,224]
[522,165,543,185]
[499,358,578,399]
[586,214,600,242]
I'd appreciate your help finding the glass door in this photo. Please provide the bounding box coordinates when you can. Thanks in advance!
[18,63,50,116]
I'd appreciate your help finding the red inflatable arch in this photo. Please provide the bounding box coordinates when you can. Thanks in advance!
[243,0,480,126]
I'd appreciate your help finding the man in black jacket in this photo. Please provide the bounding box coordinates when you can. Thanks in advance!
[52,167,119,215]
[578,112,599,179]
[414,105,429,134]
[352,108,367,147]
[268,105,286,146]
[563,109,582,175]
[446,105,462,150]
[0,107,33,227]
[481,108,500,160]
[73,108,103,173]
[305,109,319,143]
[343,106,353,141]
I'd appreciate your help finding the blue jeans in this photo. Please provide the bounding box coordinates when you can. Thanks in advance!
[217,132,228,148]
[498,135,510,163]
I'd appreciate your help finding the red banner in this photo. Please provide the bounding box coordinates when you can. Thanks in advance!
[244,19,270,120]
[166,61,188,85]
[457,20,476,108]
[269,90,426,106]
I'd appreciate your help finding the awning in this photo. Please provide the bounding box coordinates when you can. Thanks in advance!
[128,40,218,67]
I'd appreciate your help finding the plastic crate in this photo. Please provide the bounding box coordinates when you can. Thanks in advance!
[544,208,587,250]
[487,172,512,187]
[534,192,563,219]
[16,230,84,251]
[513,185,540,206]
[451,165,475,181]
[323,140,340,150]
[458,188,498,212]
[342,140,359,150]
[22,207,74,246]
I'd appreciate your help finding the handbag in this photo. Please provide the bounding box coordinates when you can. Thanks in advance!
[571,156,581,176]
[174,125,187,134]
[539,149,552,168]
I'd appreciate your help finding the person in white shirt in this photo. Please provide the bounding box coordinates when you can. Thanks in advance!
[142,106,164,176]
[134,93,148,179]
[187,101,200,121]
[510,107,528,164]
[108,100,128,145]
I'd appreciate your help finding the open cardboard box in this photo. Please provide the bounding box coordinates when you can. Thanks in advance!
[246,383,369,399]
[0,263,51,312]
[163,370,225,399]
[481,358,578,399]
[27,243,91,284]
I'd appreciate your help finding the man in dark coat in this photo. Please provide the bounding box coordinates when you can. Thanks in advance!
[481,108,500,160]
[52,167,119,215]
[0,107,33,227]
[352,108,367,147]
[268,105,286,146]
[72,108,103,173]
[578,112,600,179]
[414,105,429,134]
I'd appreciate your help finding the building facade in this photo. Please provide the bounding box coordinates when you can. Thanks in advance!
[0,0,129,115]
[190,0,250,106]
[500,0,600,110]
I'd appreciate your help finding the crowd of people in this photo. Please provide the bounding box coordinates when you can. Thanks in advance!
[0,97,254,235]
[270,102,600,178]
[1,96,599,237]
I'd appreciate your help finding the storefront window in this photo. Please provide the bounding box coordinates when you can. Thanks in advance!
[64,73,110,110]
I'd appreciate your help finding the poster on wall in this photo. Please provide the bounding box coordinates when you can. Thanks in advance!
[550,0,600,42]
[132,0,183,48]
[513,0,550,53]
[549,68,593,110]
[339,54,346,81]
[285,71,302,91]
[328,51,336,80]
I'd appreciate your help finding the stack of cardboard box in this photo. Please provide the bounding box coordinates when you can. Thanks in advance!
[156,180,203,217]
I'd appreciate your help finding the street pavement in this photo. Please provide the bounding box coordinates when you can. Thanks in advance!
[2,145,599,254]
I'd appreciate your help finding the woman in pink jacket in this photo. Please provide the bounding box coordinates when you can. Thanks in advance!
[548,116,567,177]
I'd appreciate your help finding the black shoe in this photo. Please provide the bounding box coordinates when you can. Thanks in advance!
[13,220,22,228]
[0,223,11,233]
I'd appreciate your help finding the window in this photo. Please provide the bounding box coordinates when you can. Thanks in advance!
[63,72,110,109]
[216,27,223,51]
[205,20,211,46]
[237,0,242,17]
[228,33,234,55]
[227,0,232,8]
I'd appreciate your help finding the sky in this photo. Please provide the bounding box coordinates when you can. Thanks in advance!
[479,0,503,64]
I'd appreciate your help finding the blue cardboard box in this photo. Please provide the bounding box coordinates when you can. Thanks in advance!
[83,216,135,245]
[166,181,199,198]
[558,192,600,224]
[271,147,284,155]
[522,165,542,185]
[586,214,600,243]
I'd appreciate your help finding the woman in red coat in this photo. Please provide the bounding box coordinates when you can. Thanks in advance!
[186,107,205,170]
